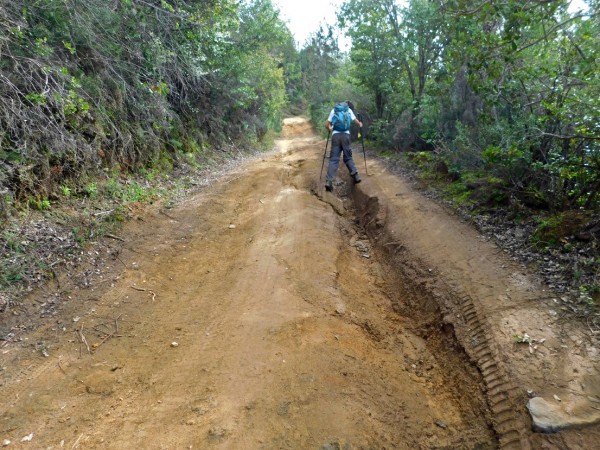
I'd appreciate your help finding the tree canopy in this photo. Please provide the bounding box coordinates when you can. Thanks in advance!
[331,0,600,210]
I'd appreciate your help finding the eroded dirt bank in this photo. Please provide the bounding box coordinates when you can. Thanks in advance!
[350,146,600,448]
[0,117,598,449]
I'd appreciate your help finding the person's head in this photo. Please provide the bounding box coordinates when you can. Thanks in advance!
[346,101,355,110]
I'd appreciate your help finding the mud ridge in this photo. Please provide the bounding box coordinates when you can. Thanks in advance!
[351,182,534,449]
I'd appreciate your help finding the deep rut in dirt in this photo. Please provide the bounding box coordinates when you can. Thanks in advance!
[350,185,530,448]
[349,143,600,448]
[1,117,599,449]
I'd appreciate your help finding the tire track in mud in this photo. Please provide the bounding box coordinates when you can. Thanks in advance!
[351,185,534,448]
[457,294,532,449]
[314,172,501,446]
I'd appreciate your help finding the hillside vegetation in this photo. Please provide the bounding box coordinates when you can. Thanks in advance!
[0,0,299,211]
[313,0,600,212]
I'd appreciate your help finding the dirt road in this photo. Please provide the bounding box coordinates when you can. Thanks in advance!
[1,118,599,449]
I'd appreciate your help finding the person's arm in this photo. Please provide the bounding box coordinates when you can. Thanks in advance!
[349,109,363,128]
[326,109,335,132]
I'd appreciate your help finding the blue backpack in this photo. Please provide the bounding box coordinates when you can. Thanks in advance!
[331,102,351,132]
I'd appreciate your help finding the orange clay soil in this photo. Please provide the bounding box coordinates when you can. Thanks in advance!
[1,117,599,449]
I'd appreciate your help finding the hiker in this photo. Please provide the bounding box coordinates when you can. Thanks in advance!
[324,101,363,192]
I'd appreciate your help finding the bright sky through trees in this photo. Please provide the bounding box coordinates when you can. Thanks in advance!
[274,0,345,47]
[275,0,589,48]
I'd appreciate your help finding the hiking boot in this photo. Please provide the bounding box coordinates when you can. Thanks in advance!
[352,172,362,184]
[325,181,333,192]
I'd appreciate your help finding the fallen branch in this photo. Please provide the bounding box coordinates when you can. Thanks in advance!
[130,285,157,301]
[98,314,123,347]
[105,233,125,242]
[130,285,146,292]
[94,209,114,217]
[57,357,67,375]
[587,317,599,336]
[159,209,178,221]
[72,433,84,449]
[77,324,91,357]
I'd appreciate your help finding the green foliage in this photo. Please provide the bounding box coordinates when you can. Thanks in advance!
[71,226,86,247]
[482,146,502,166]
[368,118,394,145]
[437,176,471,206]
[299,25,344,127]
[0,265,24,286]
[24,92,47,105]
[2,230,24,253]
[512,334,532,344]
[333,0,599,211]
[407,151,434,167]
[83,182,98,198]
[0,0,297,204]
[28,197,51,211]
[104,174,159,204]
[60,185,71,197]
[532,210,592,245]
[532,147,600,210]
[0,229,29,289]
[579,285,596,305]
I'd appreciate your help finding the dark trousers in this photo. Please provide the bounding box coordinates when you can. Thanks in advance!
[326,133,358,183]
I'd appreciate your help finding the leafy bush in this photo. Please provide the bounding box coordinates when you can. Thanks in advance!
[0,0,295,208]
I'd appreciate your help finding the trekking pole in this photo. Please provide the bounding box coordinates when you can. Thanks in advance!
[358,114,368,176]
[319,130,331,182]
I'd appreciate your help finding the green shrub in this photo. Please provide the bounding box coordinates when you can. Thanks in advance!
[28,197,51,211]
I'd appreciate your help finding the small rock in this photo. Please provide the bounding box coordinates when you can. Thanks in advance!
[20,434,33,443]
[277,401,290,416]
[228,224,236,229]
[171,342,179,348]
[208,426,228,443]
[2,439,11,447]
[335,304,346,315]
[528,396,600,432]
[435,420,447,429]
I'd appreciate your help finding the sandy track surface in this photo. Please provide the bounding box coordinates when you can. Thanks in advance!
[0,118,599,449]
